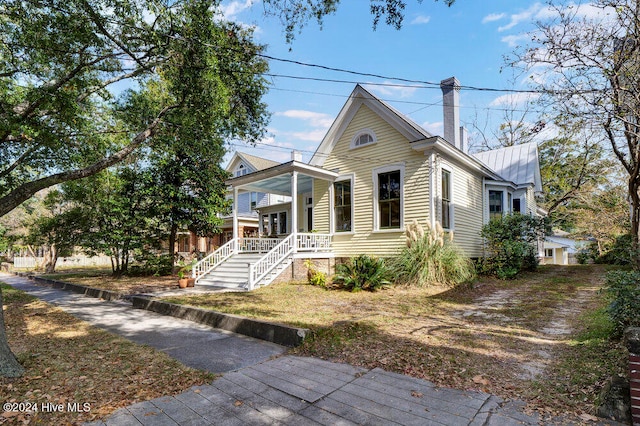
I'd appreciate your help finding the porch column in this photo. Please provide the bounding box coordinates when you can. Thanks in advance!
[232,186,239,254]
[291,171,298,253]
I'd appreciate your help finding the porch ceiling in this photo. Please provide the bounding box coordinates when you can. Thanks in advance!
[225,160,338,195]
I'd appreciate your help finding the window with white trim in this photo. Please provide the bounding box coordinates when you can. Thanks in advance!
[250,192,258,209]
[441,169,452,229]
[489,190,503,221]
[334,180,352,232]
[378,170,401,229]
[350,129,376,149]
[235,163,248,177]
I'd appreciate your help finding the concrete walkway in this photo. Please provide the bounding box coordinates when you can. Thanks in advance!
[1,273,285,372]
[1,273,621,425]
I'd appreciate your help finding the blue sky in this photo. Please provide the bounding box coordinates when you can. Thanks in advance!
[218,1,576,165]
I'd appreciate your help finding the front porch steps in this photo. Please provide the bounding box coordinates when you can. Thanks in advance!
[196,253,282,290]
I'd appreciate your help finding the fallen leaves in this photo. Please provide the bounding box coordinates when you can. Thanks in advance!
[1,283,214,425]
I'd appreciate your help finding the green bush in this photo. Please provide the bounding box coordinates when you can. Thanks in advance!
[603,270,640,337]
[129,251,173,276]
[304,259,327,288]
[480,213,547,279]
[389,221,475,287]
[333,254,391,292]
[597,234,634,265]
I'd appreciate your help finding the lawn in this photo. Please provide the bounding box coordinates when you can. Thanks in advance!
[0,283,214,425]
[159,264,626,420]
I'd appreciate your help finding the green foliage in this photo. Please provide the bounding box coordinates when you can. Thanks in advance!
[389,221,475,287]
[58,167,166,276]
[597,234,634,265]
[129,252,173,276]
[262,0,454,43]
[0,0,269,217]
[304,259,327,288]
[603,270,640,337]
[480,213,547,279]
[333,255,391,292]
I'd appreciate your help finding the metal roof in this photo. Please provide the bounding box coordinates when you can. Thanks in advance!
[472,142,543,192]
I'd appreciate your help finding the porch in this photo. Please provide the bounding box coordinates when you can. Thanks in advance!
[192,155,338,290]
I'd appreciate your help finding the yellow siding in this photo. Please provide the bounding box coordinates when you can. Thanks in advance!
[313,180,331,234]
[440,159,484,258]
[319,104,432,258]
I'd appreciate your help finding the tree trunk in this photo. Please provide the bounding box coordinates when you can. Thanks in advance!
[44,244,58,274]
[0,287,25,377]
[630,177,640,268]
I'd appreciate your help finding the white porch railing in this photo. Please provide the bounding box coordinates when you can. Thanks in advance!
[193,233,332,289]
[296,233,332,252]
[238,238,280,253]
[248,234,294,291]
[193,239,236,282]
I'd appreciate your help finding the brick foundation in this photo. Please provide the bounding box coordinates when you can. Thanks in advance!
[626,328,640,426]
[270,257,336,285]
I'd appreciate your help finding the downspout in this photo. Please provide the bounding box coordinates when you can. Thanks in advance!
[429,152,436,228]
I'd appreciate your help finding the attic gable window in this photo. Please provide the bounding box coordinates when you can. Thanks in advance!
[350,129,376,149]
[235,163,248,177]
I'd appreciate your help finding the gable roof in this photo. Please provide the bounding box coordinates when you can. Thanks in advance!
[309,84,508,182]
[309,84,432,167]
[472,142,543,192]
[226,151,281,173]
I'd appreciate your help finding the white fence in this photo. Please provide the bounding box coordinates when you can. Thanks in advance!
[13,256,113,269]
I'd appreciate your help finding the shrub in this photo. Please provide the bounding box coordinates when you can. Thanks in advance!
[304,259,327,288]
[603,270,640,337]
[480,213,547,279]
[129,251,173,276]
[597,234,634,266]
[389,220,475,287]
[333,254,391,292]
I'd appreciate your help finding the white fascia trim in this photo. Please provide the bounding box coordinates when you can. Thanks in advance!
[440,164,455,231]
[331,173,355,234]
[412,136,509,182]
[372,163,406,232]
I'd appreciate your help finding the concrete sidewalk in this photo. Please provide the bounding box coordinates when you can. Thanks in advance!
[2,273,621,425]
[1,273,285,372]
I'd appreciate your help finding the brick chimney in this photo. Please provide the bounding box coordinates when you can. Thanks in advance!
[441,77,461,150]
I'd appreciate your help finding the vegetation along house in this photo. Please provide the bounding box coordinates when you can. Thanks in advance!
[192,77,544,290]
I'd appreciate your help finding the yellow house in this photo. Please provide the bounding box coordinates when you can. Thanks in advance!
[193,77,544,290]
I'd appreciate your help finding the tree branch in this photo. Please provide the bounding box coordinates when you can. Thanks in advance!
[0,105,177,217]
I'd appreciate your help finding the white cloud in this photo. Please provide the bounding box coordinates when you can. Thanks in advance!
[276,110,333,129]
[422,121,443,136]
[501,34,530,48]
[498,3,542,32]
[482,13,505,24]
[218,0,254,20]
[410,15,431,25]
[364,82,419,99]
[489,92,540,107]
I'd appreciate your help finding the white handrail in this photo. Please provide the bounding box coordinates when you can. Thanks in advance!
[248,234,294,290]
[192,238,236,282]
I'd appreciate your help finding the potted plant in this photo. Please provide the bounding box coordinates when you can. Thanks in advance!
[177,270,189,288]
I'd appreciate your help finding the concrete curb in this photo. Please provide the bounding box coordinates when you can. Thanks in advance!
[131,296,309,347]
[16,272,125,301]
[11,272,308,348]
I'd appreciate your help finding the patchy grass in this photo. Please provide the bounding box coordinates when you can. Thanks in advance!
[0,282,214,425]
[39,269,179,294]
[161,264,626,419]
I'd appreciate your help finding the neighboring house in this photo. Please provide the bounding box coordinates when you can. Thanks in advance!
[176,152,284,255]
[193,77,545,290]
[543,230,584,265]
